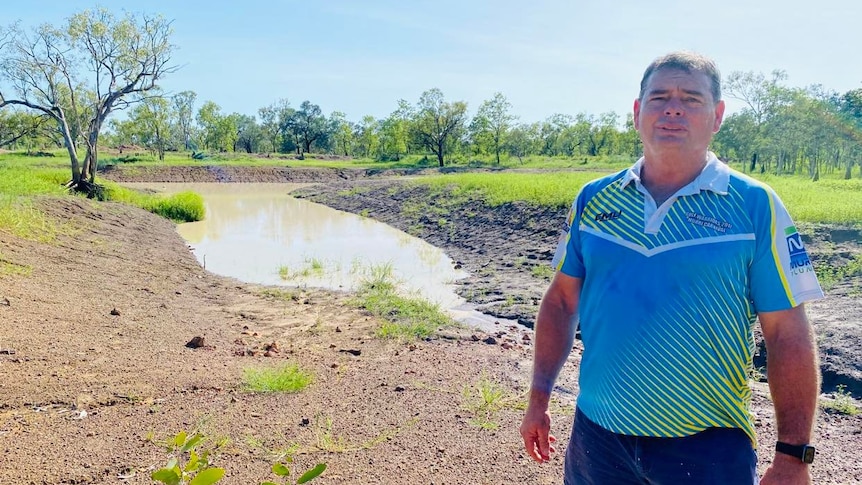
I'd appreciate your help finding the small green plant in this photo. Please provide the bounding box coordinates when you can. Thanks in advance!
[260,460,327,485]
[309,414,416,453]
[260,288,300,301]
[277,259,326,280]
[462,374,507,430]
[530,264,555,280]
[358,209,370,217]
[820,384,861,416]
[461,374,525,430]
[150,431,225,485]
[243,364,313,393]
[306,257,324,273]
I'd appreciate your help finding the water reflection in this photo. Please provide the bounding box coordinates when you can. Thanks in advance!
[127,183,467,308]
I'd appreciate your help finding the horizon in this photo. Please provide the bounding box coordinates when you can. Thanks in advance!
[4,1,861,125]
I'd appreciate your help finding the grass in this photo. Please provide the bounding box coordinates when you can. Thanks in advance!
[242,364,313,393]
[103,182,204,222]
[0,196,71,242]
[815,254,862,290]
[413,171,609,208]
[278,258,327,280]
[0,153,205,238]
[530,263,555,280]
[310,415,416,454]
[820,385,861,416]
[352,263,456,340]
[260,288,301,302]
[0,252,31,277]
[461,374,525,430]
[752,174,862,225]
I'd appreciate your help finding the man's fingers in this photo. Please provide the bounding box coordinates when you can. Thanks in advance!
[523,436,544,463]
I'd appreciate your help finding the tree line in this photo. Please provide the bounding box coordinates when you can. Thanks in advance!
[2,8,861,188]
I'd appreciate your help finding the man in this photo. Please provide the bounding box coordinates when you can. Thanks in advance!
[520,51,823,485]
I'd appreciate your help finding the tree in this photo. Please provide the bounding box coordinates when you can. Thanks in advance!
[116,95,172,159]
[725,70,794,172]
[287,100,328,157]
[506,122,541,162]
[328,111,354,156]
[0,8,176,195]
[172,90,196,150]
[258,99,295,154]
[473,92,515,164]
[0,109,49,148]
[234,114,263,154]
[196,101,238,152]
[379,100,412,161]
[355,115,380,158]
[411,88,467,167]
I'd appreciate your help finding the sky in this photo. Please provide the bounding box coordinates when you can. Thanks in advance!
[4,1,862,125]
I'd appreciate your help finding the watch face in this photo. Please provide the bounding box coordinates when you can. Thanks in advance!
[802,446,816,464]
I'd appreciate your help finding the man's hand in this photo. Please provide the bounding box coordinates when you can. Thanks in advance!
[520,404,556,463]
[760,454,811,485]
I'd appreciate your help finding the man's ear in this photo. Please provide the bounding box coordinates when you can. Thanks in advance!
[633,99,641,130]
[713,100,726,133]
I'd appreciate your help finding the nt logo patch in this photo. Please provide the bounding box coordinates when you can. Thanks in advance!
[785,226,813,274]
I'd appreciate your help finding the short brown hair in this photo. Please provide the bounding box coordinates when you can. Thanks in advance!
[639,51,722,103]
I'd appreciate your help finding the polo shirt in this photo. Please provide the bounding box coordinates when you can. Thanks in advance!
[553,153,824,444]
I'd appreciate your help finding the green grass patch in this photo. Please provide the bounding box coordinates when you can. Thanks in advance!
[0,252,31,277]
[0,196,68,242]
[352,263,456,340]
[0,153,205,224]
[752,174,862,225]
[530,263,555,280]
[242,364,313,393]
[278,258,327,280]
[413,172,609,208]
[820,385,861,416]
[104,182,204,222]
[816,254,862,290]
[461,373,525,430]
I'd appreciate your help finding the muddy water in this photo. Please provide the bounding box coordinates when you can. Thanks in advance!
[128,183,470,311]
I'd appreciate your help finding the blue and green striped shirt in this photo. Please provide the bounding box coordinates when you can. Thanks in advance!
[554,153,823,444]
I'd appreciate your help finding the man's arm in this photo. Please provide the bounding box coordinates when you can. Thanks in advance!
[520,271,582,463]
[759,304,820,485]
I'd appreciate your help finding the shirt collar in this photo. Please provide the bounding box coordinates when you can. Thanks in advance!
[619,151,730,196]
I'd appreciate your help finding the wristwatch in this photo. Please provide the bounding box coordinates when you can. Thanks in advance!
[775,441,816,464]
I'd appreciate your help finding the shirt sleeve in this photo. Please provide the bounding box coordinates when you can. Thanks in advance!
[749,187,824,312]
[553,189,587,278]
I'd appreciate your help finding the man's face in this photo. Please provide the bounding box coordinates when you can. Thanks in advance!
[633,68,725,158]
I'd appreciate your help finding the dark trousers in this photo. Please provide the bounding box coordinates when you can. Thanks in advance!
[564,408,757,485]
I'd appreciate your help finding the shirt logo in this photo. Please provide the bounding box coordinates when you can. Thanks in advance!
[686,212,732,233]
[785,226,813,275]
[595,209,622,222]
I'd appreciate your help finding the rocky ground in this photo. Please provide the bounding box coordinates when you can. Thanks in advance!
[0,164,859,484]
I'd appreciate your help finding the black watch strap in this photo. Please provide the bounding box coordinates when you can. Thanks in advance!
[775,441,815,464]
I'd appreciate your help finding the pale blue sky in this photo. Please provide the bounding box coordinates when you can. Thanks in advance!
[4,1,861,124]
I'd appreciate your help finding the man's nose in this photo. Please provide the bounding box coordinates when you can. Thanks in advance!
[664,98,684,116]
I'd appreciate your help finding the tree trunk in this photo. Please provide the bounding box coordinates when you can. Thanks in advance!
[437,141,445,167]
